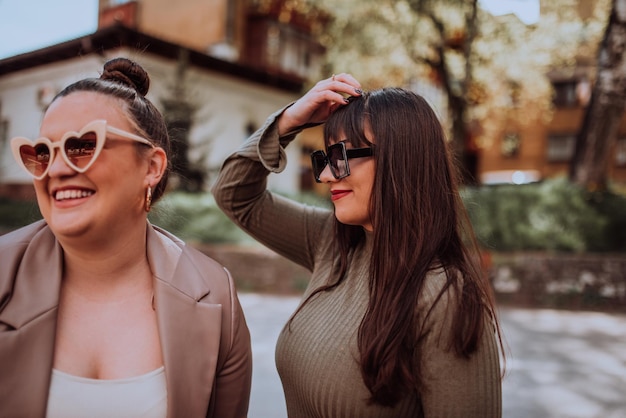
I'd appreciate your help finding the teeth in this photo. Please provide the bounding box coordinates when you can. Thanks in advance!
[55,189,94,201]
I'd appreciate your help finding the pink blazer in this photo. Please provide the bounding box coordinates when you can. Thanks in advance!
[0,221,252,417]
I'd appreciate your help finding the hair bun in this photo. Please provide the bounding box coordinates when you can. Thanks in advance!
[100,57,150,96]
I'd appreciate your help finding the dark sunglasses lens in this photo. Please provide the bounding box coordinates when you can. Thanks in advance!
[64,133,98,168]
[20,143,50,177]
[311,151,327,181]
[327,144,348,178]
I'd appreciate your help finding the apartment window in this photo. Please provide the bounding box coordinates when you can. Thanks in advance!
[299,145,315,191]
[552,80,578,108]
[0,119,7,177]
[0,99,6,152]
[244,15,325,80]
[0,119,6,145]
[547,134,576,162]
[616,138,626,167]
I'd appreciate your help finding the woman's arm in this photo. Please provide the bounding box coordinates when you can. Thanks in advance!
[212,74,362,269]
[211,106,330,270]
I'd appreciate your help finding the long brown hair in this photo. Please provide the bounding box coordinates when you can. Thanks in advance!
[314,88,502,406]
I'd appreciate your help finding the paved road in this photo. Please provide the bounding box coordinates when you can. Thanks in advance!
[239,293,626,418]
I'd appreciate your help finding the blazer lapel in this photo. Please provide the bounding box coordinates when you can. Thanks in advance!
[148,226,223,418]
[0,223,225,417]
[0,224,63,417]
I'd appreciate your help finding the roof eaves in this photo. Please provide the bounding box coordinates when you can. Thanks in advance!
[0,24,304,93]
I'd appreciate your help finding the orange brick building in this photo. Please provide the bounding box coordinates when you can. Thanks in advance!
[478,67,626,186]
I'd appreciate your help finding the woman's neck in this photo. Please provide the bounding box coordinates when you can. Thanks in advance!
[59,223,153,299]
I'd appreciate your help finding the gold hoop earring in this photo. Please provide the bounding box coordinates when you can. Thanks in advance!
[145,186,153,212]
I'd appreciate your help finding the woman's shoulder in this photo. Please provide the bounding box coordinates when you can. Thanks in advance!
[148,224,233,300]
[0,220,54,258]
[0,221,59,313]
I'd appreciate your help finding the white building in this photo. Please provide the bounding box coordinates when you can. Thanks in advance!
[0,25,304,198]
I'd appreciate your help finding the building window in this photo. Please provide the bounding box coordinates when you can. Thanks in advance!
[616,138,626,167]
[0,118,8,178]
[0,99,6,151]
[245,121,257,138]
[552,80,578,107]
[547,134,576,162]
[552,77,592,108]
[0,119,6,146]
[243,8,326,80]
[300,145,316,192]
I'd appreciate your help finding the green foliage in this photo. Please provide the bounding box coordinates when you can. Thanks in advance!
[0,197,41,234]
[1,181,624,252]
[148,191,254,245]
[463,178,626,252]
[587,189,626,251]
[276,190,333,209]
[149,190,331,245]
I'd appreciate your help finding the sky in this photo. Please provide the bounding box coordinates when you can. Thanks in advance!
[0,0,540,60]
[0,0,99,59]
[480,0,540,25]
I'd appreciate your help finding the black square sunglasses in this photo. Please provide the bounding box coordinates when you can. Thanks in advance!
[310,141,374,183]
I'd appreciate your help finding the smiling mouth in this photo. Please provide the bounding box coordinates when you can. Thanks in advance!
[55,189,94,201]
[331,190,351,200]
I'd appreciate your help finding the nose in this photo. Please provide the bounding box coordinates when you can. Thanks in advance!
[45,149,75,178]
[318,164,337,183]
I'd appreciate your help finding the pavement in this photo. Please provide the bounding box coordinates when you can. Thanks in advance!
[238,293,626,418]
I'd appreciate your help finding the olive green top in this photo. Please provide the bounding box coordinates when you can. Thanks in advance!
[212,108,502,417]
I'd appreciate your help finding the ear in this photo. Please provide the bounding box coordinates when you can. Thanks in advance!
[144,146,167,187]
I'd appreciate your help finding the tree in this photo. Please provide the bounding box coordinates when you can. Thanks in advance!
[161,49,207,192]
[317,0,612,186]
[569,0,626,191]
[405,0,481,184]
[317,0,557,184]
[317,0,482,183]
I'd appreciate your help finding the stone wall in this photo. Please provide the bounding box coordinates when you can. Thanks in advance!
[197,244,626,312]
[196,244,311,295]
[489,252,625,312]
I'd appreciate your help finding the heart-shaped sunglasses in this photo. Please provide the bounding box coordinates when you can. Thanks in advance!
[11,119,154,180]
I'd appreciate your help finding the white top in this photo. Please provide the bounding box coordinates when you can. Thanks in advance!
[46,367,167,418]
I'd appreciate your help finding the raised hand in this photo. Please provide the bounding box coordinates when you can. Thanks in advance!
[277,73,362,136]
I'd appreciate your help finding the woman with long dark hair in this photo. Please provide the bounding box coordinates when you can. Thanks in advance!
[213,74,503,417]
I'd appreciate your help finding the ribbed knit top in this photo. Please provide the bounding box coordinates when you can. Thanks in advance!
[212,107,502,417]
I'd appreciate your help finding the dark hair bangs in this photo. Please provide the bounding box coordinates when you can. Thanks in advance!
[324,95,373,149]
